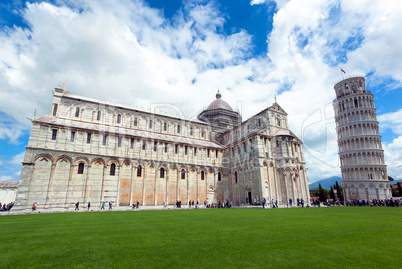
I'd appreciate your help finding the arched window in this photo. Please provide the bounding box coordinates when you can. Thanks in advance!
[190,127,193,135]
[149,120,153,129]
[235,171,238,183]
[201,170,205,180]
[75,107,80,117]
[277,118,280,126]
[117,114,121,124]
[164,122,167,131]
[201,129,205,137]
[78,163,84,174]
[218,172,221,181]
[53,104,58,116]
[110,163,116,176]
[177,125,181,133]
[52,129,58,140]
[181,169,185,179]
[134,117,138,126]
[137,165,142,177]
[160,167,165,178]
[276,140,280,147]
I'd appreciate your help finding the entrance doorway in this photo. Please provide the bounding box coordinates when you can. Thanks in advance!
[248,191,252,205]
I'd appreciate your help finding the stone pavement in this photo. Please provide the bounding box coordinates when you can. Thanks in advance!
[0,203,307,216]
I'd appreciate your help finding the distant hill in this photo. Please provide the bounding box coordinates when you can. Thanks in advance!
[309,176,342,190]
[391,179,402,185]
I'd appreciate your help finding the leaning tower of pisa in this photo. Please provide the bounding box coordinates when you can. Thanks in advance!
[333,76,391,201]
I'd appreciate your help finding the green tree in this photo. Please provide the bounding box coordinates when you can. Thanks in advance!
[335,181,343,201]
[330,186,335,200]
[388,176,394,182]
[318,184,327,202]
[397,182,402,197]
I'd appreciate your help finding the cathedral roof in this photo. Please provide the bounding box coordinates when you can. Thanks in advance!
[33,116,224,149]
[268,102,288,115]
[206,92,233,111]
[0,181,18,188]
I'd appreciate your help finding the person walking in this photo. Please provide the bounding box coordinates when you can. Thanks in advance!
[136,201,139,209]
[87,202,91,210]
[109,201,112,210]
[75,201,80,211]
[101,201,105,210]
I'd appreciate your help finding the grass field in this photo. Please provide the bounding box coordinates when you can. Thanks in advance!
[1,207,401,268]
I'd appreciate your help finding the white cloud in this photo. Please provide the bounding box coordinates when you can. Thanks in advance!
[1,0,401,181]
[383,136,402,180]
[378,109,402,135]
[10,152,25,166]
[250,0,267,5]
[0,176,12,181]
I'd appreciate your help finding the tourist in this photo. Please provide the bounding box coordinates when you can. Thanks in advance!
[87,202,90,210]
[101,201,105,210]
[109,201,112,210]
[0,202,14,211]
[32,202,37,211]
[136,201,139,209]
[75,201,79,211]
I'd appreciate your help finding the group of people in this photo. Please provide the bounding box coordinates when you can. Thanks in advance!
[0,202,14,211]
[345,198,401,207]
[24,197,402,212]
[288,198,305,207]
[188,200,199,208]
[132,201,140,209]
[73,201,113,211]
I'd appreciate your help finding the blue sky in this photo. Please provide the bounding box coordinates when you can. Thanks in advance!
[1,0,402,182]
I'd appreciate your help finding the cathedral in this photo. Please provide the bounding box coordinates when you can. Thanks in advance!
[14,85,310,211]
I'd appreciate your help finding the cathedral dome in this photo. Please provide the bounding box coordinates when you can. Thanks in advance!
[207,92,233,111]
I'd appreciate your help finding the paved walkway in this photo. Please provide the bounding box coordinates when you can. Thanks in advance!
[0,204,314,216]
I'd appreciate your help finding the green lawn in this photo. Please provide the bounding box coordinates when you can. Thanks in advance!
[1,207,401,268]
